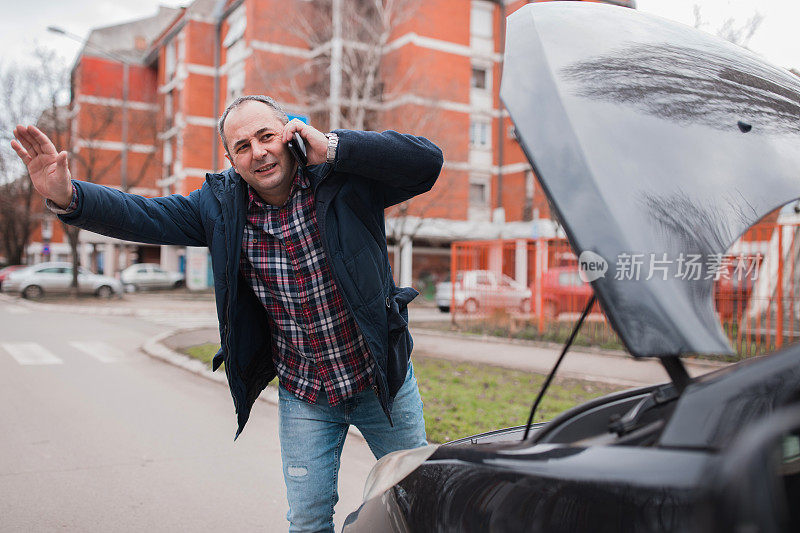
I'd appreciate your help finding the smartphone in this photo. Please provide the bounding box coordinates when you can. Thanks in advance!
[287,133,307,167]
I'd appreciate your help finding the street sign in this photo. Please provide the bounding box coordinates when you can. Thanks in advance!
[287,113,309,124]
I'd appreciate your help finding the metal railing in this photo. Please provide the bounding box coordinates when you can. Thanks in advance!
[448,221,800,359]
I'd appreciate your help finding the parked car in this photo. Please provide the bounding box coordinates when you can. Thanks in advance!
[540,266,595,319]
[435,270,531,314]
[713,271,756,321]
[344,4,800,532]
[1,262,123,299]
[0,265,25,291]
[120,263,184,291]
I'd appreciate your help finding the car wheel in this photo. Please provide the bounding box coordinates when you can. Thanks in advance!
[96,285,114,299]
[22,285,44,300]
[464,298,479,314]
[123,283,137,293]
[437,306,450,313]
[173,280,184,289]
[543,301,558,320]
[520,298,531,313]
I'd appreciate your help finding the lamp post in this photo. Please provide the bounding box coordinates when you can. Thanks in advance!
[47,25,130,192]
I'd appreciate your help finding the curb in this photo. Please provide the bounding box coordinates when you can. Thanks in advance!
[0,293,185,318]
[141,328,365,442]
[413,327,729,370]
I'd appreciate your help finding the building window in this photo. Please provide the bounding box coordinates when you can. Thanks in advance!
[227,63,245,102]
[470,119,490,149]
[41,218,53,240]
[471,67,487,90]
[524,170,535,221]
[222,4,247,103]
[469,174,490,208]
[226,38,247,67]
[470,2,494,39]
[162,139,174,185]
[223,5,246,48]
[163,139,173,166]
[165,41,176,80]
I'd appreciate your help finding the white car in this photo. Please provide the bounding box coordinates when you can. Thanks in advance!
[120,263,185,291]
[435,270,532,314]
[2,262,123,299]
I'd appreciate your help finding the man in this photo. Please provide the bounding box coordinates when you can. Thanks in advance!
[11,95,443,532]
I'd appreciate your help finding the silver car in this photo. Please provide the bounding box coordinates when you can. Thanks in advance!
[2,262,123,299]
[435,270,532,314]
[120,263,184,291]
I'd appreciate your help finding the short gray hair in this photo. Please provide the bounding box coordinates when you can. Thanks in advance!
[218,95,289,153]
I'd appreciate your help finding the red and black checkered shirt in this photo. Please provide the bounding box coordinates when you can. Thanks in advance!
[239,172,374,406]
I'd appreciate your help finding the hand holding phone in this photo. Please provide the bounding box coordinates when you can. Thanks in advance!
[287,133,307,167]
[282,118,328,165]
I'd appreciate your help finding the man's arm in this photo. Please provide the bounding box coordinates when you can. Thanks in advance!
[331,129,443,207]
[280,120,443,208]
[60,181,207,247]
[12,125,207,247]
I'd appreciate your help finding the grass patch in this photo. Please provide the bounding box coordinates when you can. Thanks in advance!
[420,310,782,362]
[414,316,626,353]
[413,357,622,443]
[179,343,623,444]
[183,343,223,370]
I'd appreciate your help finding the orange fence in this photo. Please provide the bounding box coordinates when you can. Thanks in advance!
[447,221,800,358]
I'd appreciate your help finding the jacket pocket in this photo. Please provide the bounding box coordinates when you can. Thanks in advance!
[344,246,383,304]
[386,286,419,397]
[343,189,385,250]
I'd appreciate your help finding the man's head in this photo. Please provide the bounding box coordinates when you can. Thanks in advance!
[219,95,297,205]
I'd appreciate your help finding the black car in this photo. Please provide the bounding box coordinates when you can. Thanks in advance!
[344,3,800,532]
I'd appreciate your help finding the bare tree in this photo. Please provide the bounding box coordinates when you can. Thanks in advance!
[693,4,764,48]
[252,0,425,131]
[0,177,35,265]
[249,0,458,284]
[0,49,68,266]
[61,78,159,289]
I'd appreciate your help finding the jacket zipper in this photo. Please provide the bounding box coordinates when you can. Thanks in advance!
[313,166,394,426]
[210,174,238,419]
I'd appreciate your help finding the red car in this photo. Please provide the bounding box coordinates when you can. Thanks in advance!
[0,265,25,291]
[713,272,756,321]
[540,266,596,319]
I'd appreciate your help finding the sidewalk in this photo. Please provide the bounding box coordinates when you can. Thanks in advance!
[157,324,726,388]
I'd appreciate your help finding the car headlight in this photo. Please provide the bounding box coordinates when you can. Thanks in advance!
[362,444,439,502]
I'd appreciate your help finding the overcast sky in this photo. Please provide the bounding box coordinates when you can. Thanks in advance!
[0,0,797,72]
[0,0,186,69]
[637,0,800,71]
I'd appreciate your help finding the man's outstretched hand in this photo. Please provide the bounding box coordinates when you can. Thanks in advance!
[11,125,73,208]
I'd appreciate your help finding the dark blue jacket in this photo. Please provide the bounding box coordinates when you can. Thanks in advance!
[59,129,443,438]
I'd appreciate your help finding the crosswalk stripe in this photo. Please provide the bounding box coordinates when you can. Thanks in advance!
[69,341,125,363]
[2,342,63,365]
[3,305,31,315]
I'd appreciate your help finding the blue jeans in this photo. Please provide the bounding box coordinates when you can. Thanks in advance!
[278,363,427,532]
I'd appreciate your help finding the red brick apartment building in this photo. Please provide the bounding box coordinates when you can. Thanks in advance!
[31,0,635,289]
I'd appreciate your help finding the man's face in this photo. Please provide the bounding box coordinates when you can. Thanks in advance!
[223,100,297,204]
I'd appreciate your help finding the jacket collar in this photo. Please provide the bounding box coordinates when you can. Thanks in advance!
[206,164,330,197]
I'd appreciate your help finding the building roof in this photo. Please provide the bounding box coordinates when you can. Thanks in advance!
[81,6,182,64]
[184,0,224,22]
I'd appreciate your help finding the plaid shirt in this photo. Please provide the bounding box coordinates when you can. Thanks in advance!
[239,172,374,406]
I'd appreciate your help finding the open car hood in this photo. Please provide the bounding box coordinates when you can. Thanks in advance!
[501,3,800,358]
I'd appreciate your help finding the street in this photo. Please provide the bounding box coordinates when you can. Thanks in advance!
[0,297,373,532]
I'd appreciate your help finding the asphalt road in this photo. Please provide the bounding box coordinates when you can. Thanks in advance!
[0,298,373,532]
